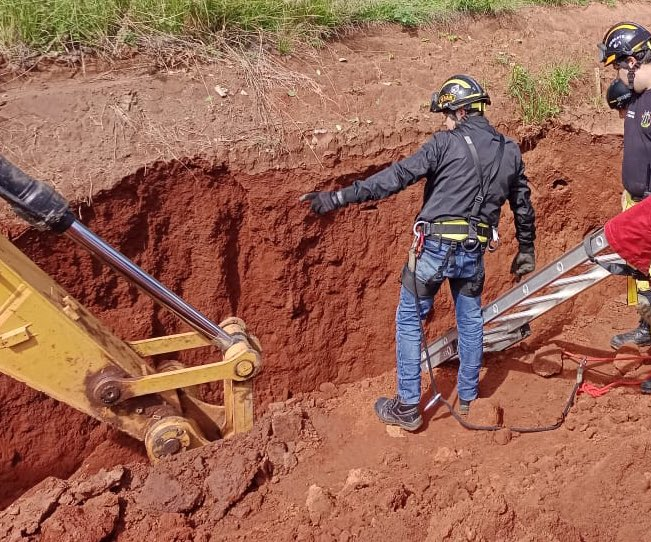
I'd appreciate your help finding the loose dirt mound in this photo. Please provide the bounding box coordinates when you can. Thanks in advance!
[3,2,651,539]
[4,369,651,541]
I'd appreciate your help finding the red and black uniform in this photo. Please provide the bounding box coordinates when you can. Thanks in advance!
[605,195,651,276]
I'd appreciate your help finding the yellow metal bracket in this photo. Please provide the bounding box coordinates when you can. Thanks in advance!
[0,324,32,349]
[92,342,260,404]
[127,331,212,357]
[0,234,263,461]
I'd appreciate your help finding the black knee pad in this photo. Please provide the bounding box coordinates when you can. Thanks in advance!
[401,264,443,298]
[454,267,485,297]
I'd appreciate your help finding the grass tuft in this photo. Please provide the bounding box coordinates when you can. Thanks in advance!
[508,62,582,124]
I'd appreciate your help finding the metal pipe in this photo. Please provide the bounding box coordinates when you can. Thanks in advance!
[65,220,234,351]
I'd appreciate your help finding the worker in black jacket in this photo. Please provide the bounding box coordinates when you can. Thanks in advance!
[301,75,536,430]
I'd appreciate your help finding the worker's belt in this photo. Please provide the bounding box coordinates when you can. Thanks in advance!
[419,222,491,241]
[627,189,651,203]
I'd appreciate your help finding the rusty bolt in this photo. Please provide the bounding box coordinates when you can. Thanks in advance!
[159,438,182,456]
[235,360,254,378]
[98,384,121,405]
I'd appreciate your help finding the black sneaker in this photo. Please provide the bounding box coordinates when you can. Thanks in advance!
[638,303,651,329]
[642,379,651,394]
[459,399,471,416]
[610,322,651,350]
[374,396,423,431]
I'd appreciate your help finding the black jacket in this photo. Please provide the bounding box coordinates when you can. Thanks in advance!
[622,89,651,199]
[340,116,536,250]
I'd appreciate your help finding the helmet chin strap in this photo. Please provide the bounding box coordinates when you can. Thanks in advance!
[627,64,638,90]
[625,49,651,90]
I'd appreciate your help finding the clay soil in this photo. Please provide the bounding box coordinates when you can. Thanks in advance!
[3,2,651,540]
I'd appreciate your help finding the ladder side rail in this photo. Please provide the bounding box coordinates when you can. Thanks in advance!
[420,229,612,370]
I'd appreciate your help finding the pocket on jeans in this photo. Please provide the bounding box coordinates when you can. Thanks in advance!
[417,248,447,281]
[460,251,481,278]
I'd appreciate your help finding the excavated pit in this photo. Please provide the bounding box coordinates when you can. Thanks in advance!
[6,3,651,536]
[0,124,624,508]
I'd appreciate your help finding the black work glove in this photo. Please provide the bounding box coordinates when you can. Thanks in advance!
[300,190,346,215]
[511,248,535,277]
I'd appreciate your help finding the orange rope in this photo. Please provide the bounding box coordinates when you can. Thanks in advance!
[561,350,651,398]
[561,351,651,364]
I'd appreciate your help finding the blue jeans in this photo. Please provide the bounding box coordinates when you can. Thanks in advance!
[396,239,484,404]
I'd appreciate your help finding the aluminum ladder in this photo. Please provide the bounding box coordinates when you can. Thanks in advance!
[421,227,624,369]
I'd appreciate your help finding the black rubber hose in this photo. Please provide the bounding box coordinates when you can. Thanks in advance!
[0,155,75,233]
[414,237,578,434]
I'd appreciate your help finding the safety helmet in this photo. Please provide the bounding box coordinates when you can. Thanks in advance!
[430,75,491,114]
[598,22,651,66]
[606,78,633,110]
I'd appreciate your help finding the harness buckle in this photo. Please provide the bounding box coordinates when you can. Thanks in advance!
[464,216,481,251]
[461,237,480,252]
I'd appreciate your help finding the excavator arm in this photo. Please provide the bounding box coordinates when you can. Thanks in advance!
[0,156,262,460]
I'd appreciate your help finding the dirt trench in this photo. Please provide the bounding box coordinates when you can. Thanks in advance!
[0,122,624,509]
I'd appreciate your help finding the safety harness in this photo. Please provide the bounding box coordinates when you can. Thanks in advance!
[414,132,506,252]
[461,132,506,249]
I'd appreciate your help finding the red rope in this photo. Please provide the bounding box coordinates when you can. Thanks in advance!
[579,380,644,398]
[561,351,651,364]
[561,350,651,398]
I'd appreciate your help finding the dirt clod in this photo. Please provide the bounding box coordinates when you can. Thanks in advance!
[271,409,304,442]
[531,346,564,377]
[66,467,124,503]
[467,398,502,427]
[0,477,67,540]
[319,382,338,398]
[138,471,202,514]
[613,353,642,375]
[493,429,513,446]
[40,493,120,542]
[385,425,406,438]
[306,484,333,525]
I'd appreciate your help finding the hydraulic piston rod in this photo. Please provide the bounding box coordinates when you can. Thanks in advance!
[65,220,235,350]
[0,155,234,351]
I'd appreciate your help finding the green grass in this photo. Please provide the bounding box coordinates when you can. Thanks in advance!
[0,0,613,54]
[0,0,121,48]
[508,62,582,124]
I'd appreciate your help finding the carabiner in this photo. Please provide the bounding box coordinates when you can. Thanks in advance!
[412,221,427,259]
[413,220,427,237]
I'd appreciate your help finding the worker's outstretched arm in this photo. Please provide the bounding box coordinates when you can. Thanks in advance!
[300,138,439,215]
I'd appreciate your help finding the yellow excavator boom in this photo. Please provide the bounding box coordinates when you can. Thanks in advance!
[0,155,262,460]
